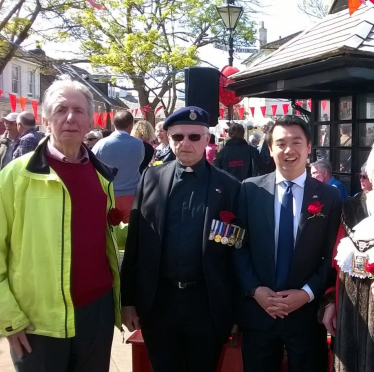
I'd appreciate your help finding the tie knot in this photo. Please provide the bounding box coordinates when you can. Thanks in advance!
[283,181,294,190]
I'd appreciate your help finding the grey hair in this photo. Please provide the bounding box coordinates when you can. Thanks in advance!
[87,130,103,140]
[42,74,94,122]
[366,146,374,184]
[361,161,368,175]
[310,159,332,176]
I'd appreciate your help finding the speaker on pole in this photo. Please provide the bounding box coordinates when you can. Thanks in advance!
[185,67,220,127]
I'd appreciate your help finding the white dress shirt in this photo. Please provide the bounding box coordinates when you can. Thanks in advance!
[274,170,314,302]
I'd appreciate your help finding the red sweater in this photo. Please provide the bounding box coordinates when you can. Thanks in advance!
[48,157,113,308]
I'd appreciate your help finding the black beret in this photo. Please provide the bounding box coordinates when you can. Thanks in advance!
[163,106,210,130]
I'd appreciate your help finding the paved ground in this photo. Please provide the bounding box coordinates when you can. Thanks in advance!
[0,329,135,372]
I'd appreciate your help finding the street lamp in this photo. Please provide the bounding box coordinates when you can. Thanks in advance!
[216,2,243,122]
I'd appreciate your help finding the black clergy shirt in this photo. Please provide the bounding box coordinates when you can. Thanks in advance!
[161,157,210,281]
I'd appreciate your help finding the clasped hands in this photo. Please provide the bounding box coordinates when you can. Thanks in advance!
[253,286,310,319]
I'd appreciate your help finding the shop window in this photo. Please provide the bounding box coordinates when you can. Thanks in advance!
[318,100,330,121]
[314,149,330,162]
[336,123,352,147]
[358,123,374,147]
[339,96,352,120]
[315,125,330,147]
[358,94,374,119]
[333,149,351,173]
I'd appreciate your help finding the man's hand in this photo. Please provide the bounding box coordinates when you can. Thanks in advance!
[253,286,288,319]
[7,330,32,358]
[121,306,140,332]
[322,303,336,337]
[268,289,310,314]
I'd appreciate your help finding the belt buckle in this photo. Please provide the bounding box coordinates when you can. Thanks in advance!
[177,281,187,289]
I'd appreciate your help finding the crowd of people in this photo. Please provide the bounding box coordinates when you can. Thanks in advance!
[0,76,373,372]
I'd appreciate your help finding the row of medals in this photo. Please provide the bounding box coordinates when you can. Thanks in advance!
[208,220,245,249]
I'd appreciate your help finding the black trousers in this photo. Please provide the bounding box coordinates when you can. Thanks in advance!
[241,317,325,372]
[141,282,223,372]
[11,289,114,372]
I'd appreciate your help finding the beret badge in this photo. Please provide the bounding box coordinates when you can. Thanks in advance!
[189,110,197,120]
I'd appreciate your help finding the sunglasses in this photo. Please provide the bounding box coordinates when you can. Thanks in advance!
[86,138,96,141]
[360,174,368,180]
[169,133,206,142]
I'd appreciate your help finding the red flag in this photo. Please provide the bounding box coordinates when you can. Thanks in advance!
[103,112,108,126]
[260,106,266,117]
[271,105,277,116]
[93,112,99,126]
[282,103,289,115]
[321,100,328,111]
[109,112,114,122]
[348,0,364,15]
[155,106,163,115]
[0,89,2,99]
[19,96,27,111]
[31,100,38,120]
[250,107,255,117]
[97,113,103,128]
[307,100,312,110]
[219,108,225,120]
[8,94,17,112]
[140,107,146,119]
[87,0,106,10]
[238,107,245,120]
[135,108,138,117]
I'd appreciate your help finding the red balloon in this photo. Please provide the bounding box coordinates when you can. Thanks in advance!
[219,66,243,107]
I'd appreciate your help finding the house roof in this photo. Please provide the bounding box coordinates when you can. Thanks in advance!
[232,3,374,82]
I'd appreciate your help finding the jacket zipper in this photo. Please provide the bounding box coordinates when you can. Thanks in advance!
[61,188,68,337]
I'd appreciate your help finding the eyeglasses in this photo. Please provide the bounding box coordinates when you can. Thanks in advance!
[360,174,368,180]
[169,133,206,142]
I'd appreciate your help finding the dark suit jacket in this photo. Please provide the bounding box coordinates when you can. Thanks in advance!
[234,172,342,331]
[258,140,275,175]
[121,160,241,342]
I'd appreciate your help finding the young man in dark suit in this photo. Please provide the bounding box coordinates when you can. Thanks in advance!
[121,106,241,372]
[234,115,342,372]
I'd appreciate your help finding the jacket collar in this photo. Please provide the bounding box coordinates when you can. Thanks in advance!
[26,136,117,182]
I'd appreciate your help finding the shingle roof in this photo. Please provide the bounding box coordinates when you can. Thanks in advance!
[232,3,374,81]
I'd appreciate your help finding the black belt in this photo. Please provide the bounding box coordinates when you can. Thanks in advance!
[161,278,203,289]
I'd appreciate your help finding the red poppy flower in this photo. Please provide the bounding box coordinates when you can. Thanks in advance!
[107,208,124,226]
[366,262,374,275]
[308,201,324,215]
[219,211,235,223]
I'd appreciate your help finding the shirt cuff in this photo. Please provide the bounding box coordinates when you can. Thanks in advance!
[301,284,314,302]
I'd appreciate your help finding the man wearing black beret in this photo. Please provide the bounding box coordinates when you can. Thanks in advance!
[121,106,241,372]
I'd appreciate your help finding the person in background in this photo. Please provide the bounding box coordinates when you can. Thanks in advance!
[93,110,144,223]
[359,161,373,193]
[258,120,276,175]
[205,133,217,164]
[131,120,156,173]
[100,128,112,138]
[0,76,121,372]
[214,123,260,181]
[0,113,19,170]
[121,106,240,372]
[249,132,261,148]
[310,160,348,201]
[12,111,44,160]
[153,121,175,165]
[84,130,102,149]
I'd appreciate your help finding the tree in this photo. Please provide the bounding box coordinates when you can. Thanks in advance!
[297,0,333,19]
[0,0,86,74]
[53,0,259,123]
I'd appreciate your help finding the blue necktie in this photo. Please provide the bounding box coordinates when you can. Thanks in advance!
[275,181,294,291]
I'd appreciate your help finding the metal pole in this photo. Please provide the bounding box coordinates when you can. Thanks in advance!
[228,31,234,122]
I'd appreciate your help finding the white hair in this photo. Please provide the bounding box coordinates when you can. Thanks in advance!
[87,130,103,140]
[366,145,374,184]
[42,74,94,121]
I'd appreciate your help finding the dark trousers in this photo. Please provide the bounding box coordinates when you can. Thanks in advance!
[11,290,114,372]
[141,282,223,372]
[242,317,323,372]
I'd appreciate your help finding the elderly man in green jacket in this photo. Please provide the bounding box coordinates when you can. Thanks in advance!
[0,77,121,372]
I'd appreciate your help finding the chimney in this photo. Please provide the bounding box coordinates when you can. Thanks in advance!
[259,21,267,47]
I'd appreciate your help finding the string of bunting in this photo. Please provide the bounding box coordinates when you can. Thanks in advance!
[0,90,39,120]
[348,0,374,15]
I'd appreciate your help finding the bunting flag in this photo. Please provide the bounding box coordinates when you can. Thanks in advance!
[307,100,312,110]
[271,105,277,116]
[238,107,245,120]
[140,107,146,119]
[87,0,106,10]
[0,89,2,99]
[19,96,27,111]
[97,113,103,128]
[321,100,328,111]
[250,107,255,117]
[219,108,225,120]
[135,108,138,117]
[155,106,163,116]
[282,103,289,115]
[109,111,114,122]
[8,94,17,112]
[103,112,108,126]
[93,112,99,126]
[31,100,38,120]
[348,0,365,15]
[260,106,266,117]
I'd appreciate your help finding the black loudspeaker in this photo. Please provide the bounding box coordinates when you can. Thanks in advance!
[185,67,220,127]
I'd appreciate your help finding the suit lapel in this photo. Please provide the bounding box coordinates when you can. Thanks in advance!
[261,172,276,233]
[295,175,320,246]
[157,161,176,241]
